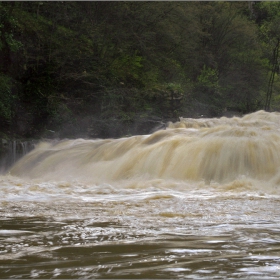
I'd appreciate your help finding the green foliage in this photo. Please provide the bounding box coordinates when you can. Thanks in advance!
[197,66,219,90]
[0,1,279,138]
[0,74,14,125]
[0,3,22,52]
[111,52,143,85]
[253,2,280,110]
[193,66,224,115]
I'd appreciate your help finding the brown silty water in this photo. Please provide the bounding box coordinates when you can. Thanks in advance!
[1,110,280,278]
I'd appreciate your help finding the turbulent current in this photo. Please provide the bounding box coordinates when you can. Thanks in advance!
[1,110,280,278]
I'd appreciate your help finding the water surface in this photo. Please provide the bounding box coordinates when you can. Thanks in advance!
[1,110,280,278]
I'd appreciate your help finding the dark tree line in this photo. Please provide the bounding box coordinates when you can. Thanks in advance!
[0,1,280,139]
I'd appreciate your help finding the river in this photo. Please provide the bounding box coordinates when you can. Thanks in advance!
[1,110,280,279]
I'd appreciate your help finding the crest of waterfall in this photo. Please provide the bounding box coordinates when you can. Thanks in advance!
[7,110,280,188]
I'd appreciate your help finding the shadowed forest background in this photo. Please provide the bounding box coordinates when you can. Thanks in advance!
[1,1,280,139]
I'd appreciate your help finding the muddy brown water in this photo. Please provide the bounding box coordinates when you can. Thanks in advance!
[1,110,280,279]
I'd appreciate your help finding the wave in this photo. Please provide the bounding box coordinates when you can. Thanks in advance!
[7,110,280,189]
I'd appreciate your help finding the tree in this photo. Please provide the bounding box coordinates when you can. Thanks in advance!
[254,1,280,111]
[191,2,266,114]
[0,1,277,138]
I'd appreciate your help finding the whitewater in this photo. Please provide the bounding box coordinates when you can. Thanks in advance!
[1,110,280,279]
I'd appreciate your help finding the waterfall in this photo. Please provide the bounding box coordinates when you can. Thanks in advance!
[8,110,280,186]
[0,139,36,172]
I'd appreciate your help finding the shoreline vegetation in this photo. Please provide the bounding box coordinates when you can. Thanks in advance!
[1,2,280,141]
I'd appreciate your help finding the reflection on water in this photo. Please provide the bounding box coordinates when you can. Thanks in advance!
[1,110,280,278]
[1,185,280,279]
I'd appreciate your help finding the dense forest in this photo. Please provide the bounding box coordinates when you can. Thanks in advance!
[1,1,280,139]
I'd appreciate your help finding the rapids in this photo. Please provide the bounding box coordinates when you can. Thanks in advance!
[8,110,280,187]
[1,110,280,278]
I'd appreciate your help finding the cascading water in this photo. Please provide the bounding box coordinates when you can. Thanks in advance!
[1,110,280,279]
[0,140,36,172]
[9,110,280,187]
